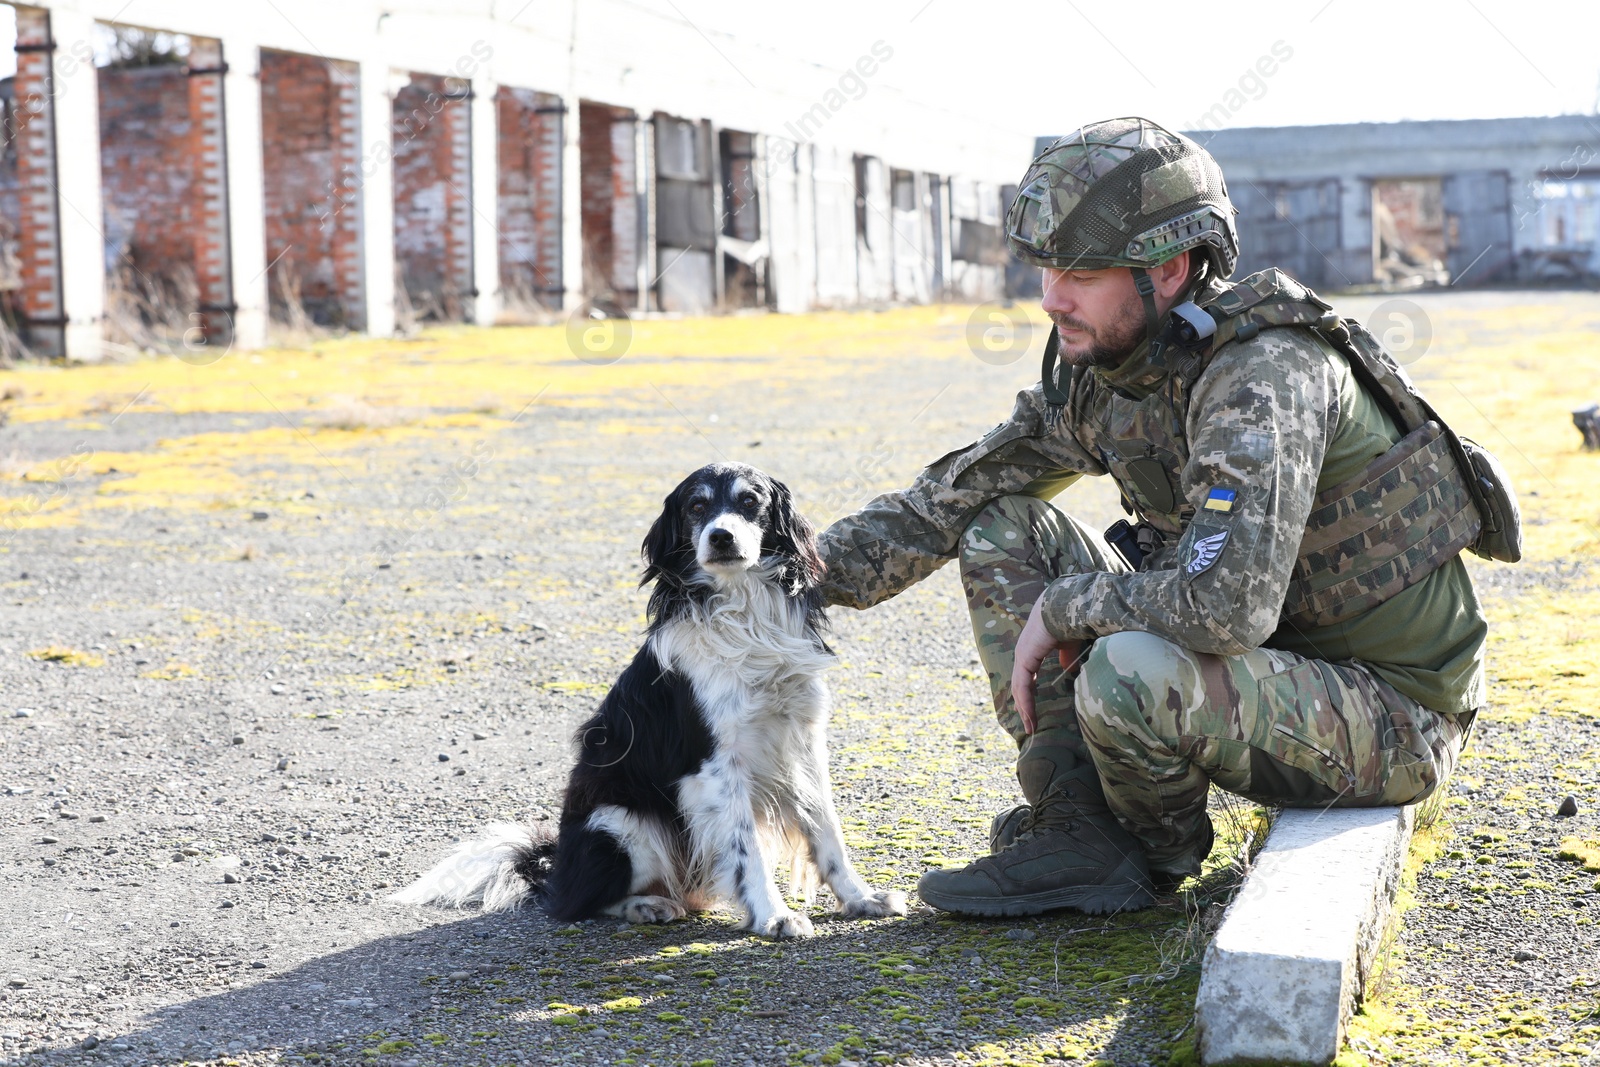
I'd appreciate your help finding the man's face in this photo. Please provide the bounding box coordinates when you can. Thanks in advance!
[1039,267,1146,368]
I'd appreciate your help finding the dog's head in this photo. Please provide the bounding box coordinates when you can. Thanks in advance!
[640,463,824,607]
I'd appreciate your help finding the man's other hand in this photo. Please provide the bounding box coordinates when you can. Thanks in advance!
[1012,598,1085,734]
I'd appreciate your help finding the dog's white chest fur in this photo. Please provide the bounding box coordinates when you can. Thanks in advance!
[651,574,832,776]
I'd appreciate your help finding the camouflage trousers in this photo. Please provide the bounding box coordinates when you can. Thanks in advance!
[962,494,1470,876]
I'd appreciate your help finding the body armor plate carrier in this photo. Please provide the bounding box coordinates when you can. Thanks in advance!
[1194,269,1521,628]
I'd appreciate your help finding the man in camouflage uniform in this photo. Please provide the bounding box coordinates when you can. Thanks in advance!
[816,117,1484,916]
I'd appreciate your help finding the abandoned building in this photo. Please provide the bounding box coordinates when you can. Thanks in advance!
[1186,115,1600,292]
[0,1,1024,359]
[1014,116,1600,299]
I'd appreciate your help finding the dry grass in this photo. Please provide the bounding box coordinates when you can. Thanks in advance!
[0,448,36,480]
[103,262,198,358]
[267,268,327,348]
[309,394,412,431]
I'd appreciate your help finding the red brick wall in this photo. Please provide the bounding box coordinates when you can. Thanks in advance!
[186,38,231,340]
[392,73,472,321]
[579,100,641,306]
[579,100,615,300]
[98,65,193,286]
[12,7,63,353]
[260,49,361,327]
[496,86,563,306]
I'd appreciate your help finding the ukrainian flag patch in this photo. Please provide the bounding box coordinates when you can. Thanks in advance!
[1203,487,1237,513]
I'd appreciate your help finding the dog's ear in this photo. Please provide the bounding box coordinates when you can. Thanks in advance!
[640,484,687,588]
[764,478,824,592]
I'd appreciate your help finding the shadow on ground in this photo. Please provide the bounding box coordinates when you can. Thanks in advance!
[56,892,1215,1066]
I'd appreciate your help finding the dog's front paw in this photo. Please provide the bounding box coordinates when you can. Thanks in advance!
[618,895,686,925]
[750,909,815,939]
[840,888,908,919]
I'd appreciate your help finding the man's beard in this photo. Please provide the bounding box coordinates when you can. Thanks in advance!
[1049,288,1146,368]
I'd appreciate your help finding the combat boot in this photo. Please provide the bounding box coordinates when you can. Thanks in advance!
[988,803,1030,853]
[919,741,1154,917]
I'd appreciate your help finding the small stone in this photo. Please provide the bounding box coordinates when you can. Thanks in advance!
[250,961,267,969]
[276,758,291,772]
[41,858,56,867]
[88,814,105,823]
[80,1036,99,1050]
[232,736,245,745]
[7,977,25,988]
[376,849,391,858]
[222,873,240,885]
[713,976,732,987]
[58,810,78,820]
[320,854,341,862]
[260,833,279,843]
[218,900,235,909]
[453,768,466,776]
[40,836,58,845]
[472,732,488,741]
[449,971,470,981]
[1004,928,1036,941]
[1557,795,1579,818]
[654,974,675,984]
[437,753,450,762]
[269,683,287,695]
[955,732,971,742]
[12,708,34,718]
[1513,948,1536,962]
[109,1043,129,1052]
[251,511,270,521]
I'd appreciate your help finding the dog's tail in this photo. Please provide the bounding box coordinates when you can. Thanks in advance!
[389,823,556,913]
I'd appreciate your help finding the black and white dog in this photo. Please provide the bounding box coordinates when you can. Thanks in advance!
[393,463,905,938]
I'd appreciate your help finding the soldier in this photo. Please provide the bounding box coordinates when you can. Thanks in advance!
[816,117,1488,916]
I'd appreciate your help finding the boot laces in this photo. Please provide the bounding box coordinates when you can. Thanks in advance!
[1013,782,1076,843]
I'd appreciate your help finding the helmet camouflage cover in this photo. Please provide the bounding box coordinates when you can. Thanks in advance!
[1007,117,1240,278]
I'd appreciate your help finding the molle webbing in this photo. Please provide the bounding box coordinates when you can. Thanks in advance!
[1281,422,1482,628]
[1196,268,1491,625]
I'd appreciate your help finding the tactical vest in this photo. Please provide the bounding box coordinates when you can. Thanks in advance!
[1083,269,1521,629]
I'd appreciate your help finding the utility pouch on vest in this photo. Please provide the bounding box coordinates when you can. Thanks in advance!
[1329,318,1523,564]
[1281,422,1481,628]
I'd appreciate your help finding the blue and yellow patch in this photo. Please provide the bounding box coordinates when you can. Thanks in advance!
[1203,487,1237,513]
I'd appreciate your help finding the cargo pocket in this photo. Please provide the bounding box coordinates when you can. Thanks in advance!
[1254,660,1367,803]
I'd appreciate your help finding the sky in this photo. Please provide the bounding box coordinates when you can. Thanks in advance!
[657,0,1600,138]
[2,0,1594,137]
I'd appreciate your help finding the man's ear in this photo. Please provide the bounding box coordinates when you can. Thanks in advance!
[1154,250,1192,304]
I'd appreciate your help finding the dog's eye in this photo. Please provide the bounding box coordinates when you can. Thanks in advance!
[740,494,758,510]
[689,500,707,515]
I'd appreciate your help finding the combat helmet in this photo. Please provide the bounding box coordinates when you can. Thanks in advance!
[1007,118,1240,402]
[1007,117,1239,279]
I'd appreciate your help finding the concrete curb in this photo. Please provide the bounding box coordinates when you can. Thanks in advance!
[1194,805,1416,1066]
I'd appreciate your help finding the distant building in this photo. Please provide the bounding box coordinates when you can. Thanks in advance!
[1026,116,1600,293]
[0,1,1028,359]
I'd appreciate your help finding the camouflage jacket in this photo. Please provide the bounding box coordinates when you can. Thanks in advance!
[817,298,1487,714]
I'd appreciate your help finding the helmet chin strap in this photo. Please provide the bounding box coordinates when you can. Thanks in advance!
[1131,266,1165,362]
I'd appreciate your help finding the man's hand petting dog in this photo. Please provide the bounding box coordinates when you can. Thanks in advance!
[393,463,906,938]
[1011,598,1086,734]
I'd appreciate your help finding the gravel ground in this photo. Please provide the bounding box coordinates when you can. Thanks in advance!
[0,295,1595,1067]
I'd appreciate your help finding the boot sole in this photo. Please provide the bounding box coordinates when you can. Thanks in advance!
[917,880,1154,917]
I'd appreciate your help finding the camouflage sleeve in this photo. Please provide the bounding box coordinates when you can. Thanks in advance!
[817,382,1104,610]
[1037,329,1339,655]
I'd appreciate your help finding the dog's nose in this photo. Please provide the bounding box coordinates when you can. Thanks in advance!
[708,528,735,551]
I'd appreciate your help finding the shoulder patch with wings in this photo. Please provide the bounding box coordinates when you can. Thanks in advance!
[1185,529,1230,577]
